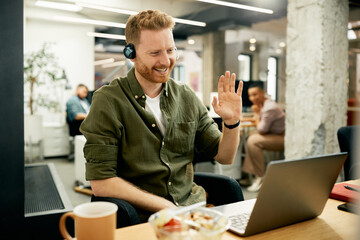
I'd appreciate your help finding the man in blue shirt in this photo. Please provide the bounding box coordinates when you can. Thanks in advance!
[66,84,90,135]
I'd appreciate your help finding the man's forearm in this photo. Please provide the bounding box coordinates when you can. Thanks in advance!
[90,177,176,212]
[214,124,240,164]
[75,113,87,120]
[253,114,260,127]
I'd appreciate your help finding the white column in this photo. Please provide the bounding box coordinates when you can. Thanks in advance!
[285,0,349,159]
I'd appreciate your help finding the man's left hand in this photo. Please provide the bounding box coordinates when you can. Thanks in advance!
[212,71,243,125]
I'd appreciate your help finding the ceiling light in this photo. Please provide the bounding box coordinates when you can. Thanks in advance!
[188,39,195,45]
[102,61,126,68]
[87,32,126,40]
[249,43,256,51]
[76,2,206,27]
[53,16,126,28]
[76,2,137,15]
[172,18,206,27]
[279,42,286,48]
[35,0,82,12]
[249,38,256,44]
[94,58,115,66]
[196,0,273,14]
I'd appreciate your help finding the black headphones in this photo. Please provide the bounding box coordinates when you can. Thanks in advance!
[124,43,136,59]
[124,43,179,60]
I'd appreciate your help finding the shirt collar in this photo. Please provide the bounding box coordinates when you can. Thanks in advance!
[163,80,169,97]
[127,67,169,101]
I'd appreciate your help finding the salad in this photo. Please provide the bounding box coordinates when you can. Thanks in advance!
[149,207,229,240]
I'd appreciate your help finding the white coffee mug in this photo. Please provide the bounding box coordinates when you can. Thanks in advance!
[59,201,118,240]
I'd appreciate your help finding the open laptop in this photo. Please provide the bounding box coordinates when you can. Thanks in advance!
[213,152,347,237]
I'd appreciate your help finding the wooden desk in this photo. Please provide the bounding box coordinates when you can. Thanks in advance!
[114,196,359,240]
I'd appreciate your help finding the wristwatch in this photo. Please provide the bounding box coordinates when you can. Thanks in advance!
[224,120,240,129]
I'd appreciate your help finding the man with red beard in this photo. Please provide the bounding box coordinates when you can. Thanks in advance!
[80,10,243,227]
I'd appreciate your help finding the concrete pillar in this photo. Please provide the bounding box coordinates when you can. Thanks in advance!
[285,0,348,159]
[202,31,225,107]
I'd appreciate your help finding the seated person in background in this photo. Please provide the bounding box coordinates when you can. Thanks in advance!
[242,83,285,192]
[66,84,90,135]
[80,10,243,227]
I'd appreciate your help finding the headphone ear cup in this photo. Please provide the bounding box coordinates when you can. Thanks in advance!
[124,43,136,59]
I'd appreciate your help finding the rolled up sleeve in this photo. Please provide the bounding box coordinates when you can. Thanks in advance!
[80,91,122,180]
[84,144,118,180]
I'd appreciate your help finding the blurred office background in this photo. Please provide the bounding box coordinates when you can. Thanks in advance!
[1,0,360,238]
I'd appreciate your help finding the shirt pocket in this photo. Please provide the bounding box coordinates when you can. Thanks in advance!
[170,121,196,154]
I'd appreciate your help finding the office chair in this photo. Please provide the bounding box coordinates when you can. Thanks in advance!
[67,119,83,137]
[337,125,360,181]
[193,148,244,205]
[66,119,83,161]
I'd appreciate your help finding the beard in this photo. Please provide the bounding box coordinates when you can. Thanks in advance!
[135,58,175,84]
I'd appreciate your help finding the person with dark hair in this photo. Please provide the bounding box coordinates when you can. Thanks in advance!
[242,83,285,192]
[80,9,244,226]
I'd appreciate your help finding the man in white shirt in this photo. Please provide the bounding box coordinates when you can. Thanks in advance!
[242,83,285,192]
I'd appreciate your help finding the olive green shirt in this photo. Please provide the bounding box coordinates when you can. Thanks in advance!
[80,68,221,207]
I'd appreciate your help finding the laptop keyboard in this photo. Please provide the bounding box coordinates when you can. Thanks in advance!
[228,212,251,232]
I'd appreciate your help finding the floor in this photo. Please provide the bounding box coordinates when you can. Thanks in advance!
[44,157,258,209]
[45,157,91,208]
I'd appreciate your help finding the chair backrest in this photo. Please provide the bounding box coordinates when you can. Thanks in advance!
[337,125,360,180]
[67,119,83,137]
[193,148,216,166]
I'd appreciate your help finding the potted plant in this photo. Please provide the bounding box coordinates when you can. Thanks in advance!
[24,42,66,161]
[24,42,66,115]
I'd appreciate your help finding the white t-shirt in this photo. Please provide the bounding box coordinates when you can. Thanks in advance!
[80,99,90,114]
[145,94,166,136]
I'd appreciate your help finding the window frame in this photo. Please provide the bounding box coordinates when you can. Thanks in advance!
[238,53,252,81]
[267,56,279,101]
